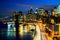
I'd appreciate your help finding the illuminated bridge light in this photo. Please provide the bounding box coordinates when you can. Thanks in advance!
[19,24,23,37]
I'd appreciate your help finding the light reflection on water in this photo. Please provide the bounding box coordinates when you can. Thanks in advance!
[0,23,36,40]
[0,31,33,40]
[0,31,16,40]
[7,31,16,40]
[7,31,16,37]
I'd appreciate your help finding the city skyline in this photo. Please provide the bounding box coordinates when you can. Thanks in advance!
[0,0,60,18]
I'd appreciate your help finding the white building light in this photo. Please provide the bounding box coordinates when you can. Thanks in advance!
[56,5,60,14]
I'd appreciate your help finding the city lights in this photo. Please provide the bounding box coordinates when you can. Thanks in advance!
[0,1,60,40]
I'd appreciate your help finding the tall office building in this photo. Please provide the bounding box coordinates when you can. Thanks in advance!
[51,10,56,16]
[56,5,60,14]
[35,8,40,20]
[38,8,45,15]
[26,9,36,21]
[35,8,39,14]
[29,9,34,14]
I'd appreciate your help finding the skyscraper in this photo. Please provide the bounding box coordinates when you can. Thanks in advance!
[38,8,45,15]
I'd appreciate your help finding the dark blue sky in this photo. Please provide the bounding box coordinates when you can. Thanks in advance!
[0,0,60,18]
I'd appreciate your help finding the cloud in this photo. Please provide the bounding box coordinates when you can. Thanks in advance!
[16,4,40,8]
[16,4,56,10]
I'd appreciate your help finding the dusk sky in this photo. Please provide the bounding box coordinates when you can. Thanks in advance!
[0,0,60,18]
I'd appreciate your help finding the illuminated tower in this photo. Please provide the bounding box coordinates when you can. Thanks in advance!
[56,5,60,14]
[18,11,24,21]
[29,9,34,14]
[26,9,36,21]
[38,8,45,15]
[51,10,56,16]
[55,5,60,23]
[35,8,39,14]
[35,8,40,20]
[19,11,23,16]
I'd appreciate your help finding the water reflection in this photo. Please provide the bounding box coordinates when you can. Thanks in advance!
[0,31,16,40]
[7,31,16,37]
[7,31,16,40]
[0,23,42,40]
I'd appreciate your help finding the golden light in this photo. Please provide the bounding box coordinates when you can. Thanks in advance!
[51,19,55,24]
[13,27,16,31]
[19,24,23,37]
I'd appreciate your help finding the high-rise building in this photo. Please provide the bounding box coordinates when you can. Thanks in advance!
[35,8,40,20]
[26,9,36,21]
[18,11,24,21]
[45,10,48,16]
[19,11,23,16]
[35,8,39,14]
[54,5,60,23]
[29,9,34,14]
[51,10,56,16]
[38,8,45,15]
[56,5,60,14]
